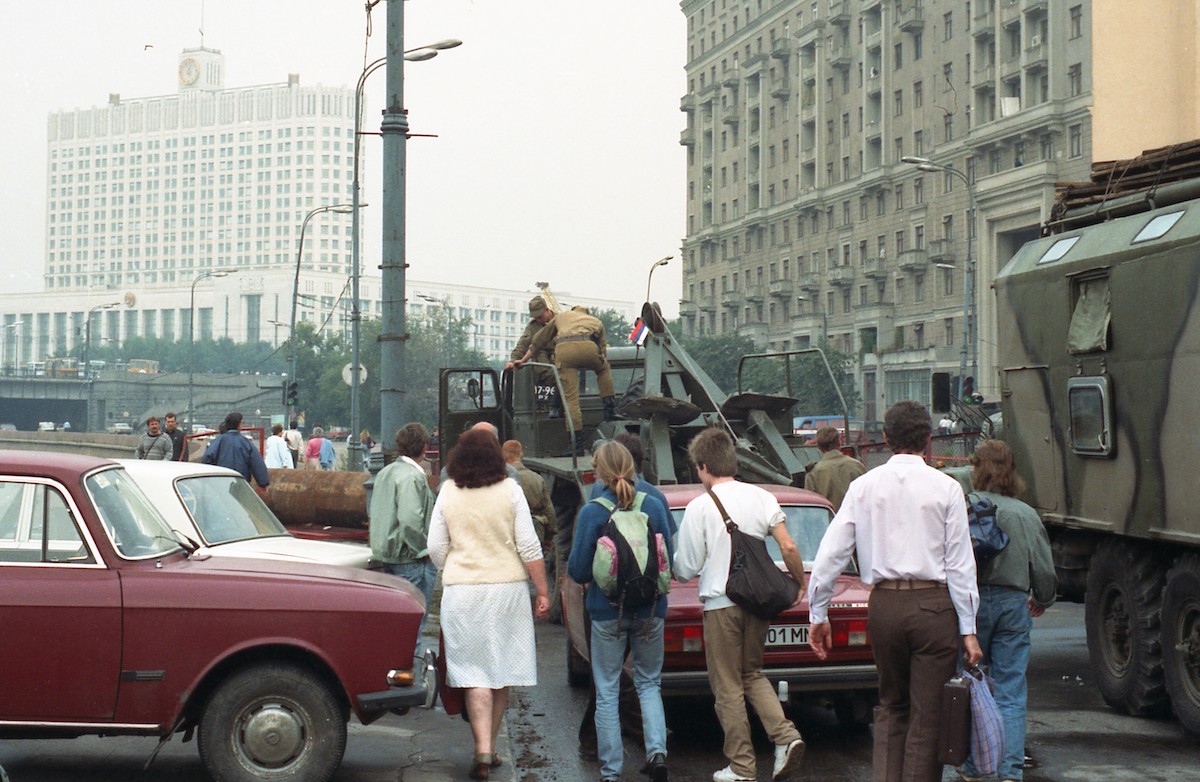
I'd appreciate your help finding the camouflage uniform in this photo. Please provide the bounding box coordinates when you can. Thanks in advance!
[530,306,616,432]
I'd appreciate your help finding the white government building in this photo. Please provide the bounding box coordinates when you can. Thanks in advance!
[0,46,632,370]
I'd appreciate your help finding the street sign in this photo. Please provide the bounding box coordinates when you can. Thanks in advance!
[342,363,367,387]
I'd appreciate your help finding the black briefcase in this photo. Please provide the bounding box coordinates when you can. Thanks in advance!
[937,673,972,765]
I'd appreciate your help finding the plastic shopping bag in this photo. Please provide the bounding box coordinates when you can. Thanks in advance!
[965,666,1005,776]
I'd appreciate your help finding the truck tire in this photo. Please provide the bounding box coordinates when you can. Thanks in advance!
[1084,540,1169,717]
[1162,553,1200,735]
[567,633,592,688]
[198,662,347,782]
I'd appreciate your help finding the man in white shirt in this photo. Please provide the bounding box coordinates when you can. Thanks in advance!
[673,428,807,782]
[807,400,982,782]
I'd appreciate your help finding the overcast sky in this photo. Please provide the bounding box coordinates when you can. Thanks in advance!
[0,1,687,315]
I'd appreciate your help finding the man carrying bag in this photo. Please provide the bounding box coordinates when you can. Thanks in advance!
[673,428,807,782]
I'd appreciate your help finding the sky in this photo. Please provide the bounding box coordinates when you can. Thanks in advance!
[0,1,688,316]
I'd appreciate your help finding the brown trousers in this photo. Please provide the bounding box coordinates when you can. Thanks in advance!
[554,339,615,432]
[868,586,960,782]
[703,605,802,778]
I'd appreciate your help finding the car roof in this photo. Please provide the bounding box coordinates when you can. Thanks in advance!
[116,458,242,480]
[0,450,116,481]
[658,482,833,510]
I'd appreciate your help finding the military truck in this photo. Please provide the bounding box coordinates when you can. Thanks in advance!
[995,185,1200,735]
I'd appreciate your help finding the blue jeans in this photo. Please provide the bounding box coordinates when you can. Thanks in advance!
[590,615,668,780]
[384,559,438,642]
[963,585,1032,781]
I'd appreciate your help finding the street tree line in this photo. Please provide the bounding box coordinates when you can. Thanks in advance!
[87,307,859,437]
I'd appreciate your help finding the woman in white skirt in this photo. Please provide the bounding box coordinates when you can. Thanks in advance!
[428,426,550,780]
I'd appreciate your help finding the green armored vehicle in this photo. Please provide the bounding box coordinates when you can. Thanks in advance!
[996,191,1200,735]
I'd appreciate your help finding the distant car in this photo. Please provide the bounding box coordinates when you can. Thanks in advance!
[36,422,55,432]
[0,424,15,432]
[106,423,133,435]
[326,427,351,441]
[119,459,373,569]
[0,451,425,781]
[561,483,878,724]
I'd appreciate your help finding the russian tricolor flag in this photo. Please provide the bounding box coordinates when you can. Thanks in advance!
[629,319,649,346]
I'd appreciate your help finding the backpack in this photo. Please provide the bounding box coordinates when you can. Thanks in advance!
[590,493,671,612]
[967,493,1010,568]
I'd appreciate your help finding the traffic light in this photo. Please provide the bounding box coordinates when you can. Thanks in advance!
[285,381,299,407]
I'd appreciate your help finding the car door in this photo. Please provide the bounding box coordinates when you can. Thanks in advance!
[0,478,122,722]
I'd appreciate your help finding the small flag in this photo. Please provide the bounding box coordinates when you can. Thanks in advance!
[629,319,649,346]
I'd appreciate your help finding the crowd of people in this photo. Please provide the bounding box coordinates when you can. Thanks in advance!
[361,400,1054,782]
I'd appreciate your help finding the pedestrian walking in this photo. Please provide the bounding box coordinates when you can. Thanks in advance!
[134,416,173,461]
[808,400,982,782]
[284,419,303,467]
[304,426,335,470]
[803,426,866,512]
[264,423,294,468]
[370,423,438,639]
[673,428,808,782]
[957,440,1056,782]
[427,427,550,780]
[163,412,186,461]
[201,412,270,488]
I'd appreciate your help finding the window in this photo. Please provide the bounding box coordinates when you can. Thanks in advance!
[1068,376,1114,457]
[894,42,903,69]
[1069,124,1083,158]
[1133,210,1185,243]
[1067,274,1110,353]
[0,482,94,565]
[944,113,954,142]
[1068,64,1082,97]
[913,33,923,60]
[913,80,923,108]
[944,12,953,40]
[1070,5,1083,39]
[895,184,905,209]
[894,90,904,116]
[914,130,924,156]
[944,318,955,346]
[943,62,954,89]
[914,178,924,205]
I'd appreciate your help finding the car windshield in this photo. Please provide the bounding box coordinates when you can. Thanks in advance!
[175,474,288,545]
[85,468,184,559]
[669,503,856,574]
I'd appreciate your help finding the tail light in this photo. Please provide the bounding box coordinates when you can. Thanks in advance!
[663,625,704,654]
[830,617,869,648]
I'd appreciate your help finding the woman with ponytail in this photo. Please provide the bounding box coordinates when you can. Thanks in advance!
[567,441,673,782]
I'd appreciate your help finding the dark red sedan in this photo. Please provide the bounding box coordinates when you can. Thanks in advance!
[563,483,877,723]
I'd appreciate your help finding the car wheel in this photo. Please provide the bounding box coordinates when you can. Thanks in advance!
[567,633,591,688]
[1162,553,1200,735]
[1084,540,1169,717]
[198,662,347,782]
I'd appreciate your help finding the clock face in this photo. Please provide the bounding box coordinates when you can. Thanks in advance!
[179,58,199,86]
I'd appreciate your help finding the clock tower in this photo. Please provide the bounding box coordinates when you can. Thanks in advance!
[178,47,225,92]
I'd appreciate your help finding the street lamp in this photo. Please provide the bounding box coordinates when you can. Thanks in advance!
[83,302,120,432]
[189,269,239,433]
[645,255,673,305]
[290,204,356,437]
[901,155,978,401]
[417,293,453,368]
[379,0,464,451]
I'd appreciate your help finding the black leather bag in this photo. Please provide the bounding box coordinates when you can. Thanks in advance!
[708,488,800,620]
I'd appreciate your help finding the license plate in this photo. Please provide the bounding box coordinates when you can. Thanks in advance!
[765,624,809,647]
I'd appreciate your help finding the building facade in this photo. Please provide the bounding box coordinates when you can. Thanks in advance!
[678,0,1093,419]
[0,47,633,373]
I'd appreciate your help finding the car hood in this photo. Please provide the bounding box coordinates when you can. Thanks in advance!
[195,536,373,569]
[181,552,423,604]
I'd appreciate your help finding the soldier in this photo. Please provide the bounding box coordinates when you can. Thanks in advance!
[514,305,618,432]
[803,426,866,512]
[504,295,562,418]
[501,439,556,554]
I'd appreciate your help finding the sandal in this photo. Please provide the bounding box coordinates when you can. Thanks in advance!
[490,756,503,768]
[469,753,493,780]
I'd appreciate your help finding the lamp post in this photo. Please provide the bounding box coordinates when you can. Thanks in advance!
[645,255,673,305]
[83,302,120,432]
[350,40,459,464]
[901,155,977,400]
[417,293,453,368]
[290,205,355,435]
[189,269,238,433]
[379,0,463,450]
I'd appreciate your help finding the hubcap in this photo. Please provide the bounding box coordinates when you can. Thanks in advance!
[1175,597,1200,699]
[238,701,307,768]
[1101,585,1132,676]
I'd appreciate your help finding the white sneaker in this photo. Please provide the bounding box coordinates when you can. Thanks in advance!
[712,766,755,782]
[772,738,805,780]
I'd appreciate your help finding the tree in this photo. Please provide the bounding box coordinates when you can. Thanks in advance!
[591,307,635,348]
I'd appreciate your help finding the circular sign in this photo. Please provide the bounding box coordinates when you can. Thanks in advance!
[342,363,367,387]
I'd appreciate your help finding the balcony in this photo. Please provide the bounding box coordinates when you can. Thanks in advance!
[771,76,792,99]
[1023,0,1049,12]
[897,247,929,272]
[862,256,887,278]
[897,6,924,31]
[1025,39,1048,70]
[797,18,826,42]
[768,278,795,298]
[828,266,855,287]
[798,272,821,292]
[722,70,741,89]
[679,301,698,317]
[679,128,695,146]
[745,51,770,69]
[771,38,794,59]
[698,80,720,98]
[680,93,696,112]
[745,287,766,303]
[829,42,852,69]
[927,238,955,263]
[699,297,718,313]
[854,301,895,326]
[974,63,995,84]
[973,7,995,34]
[722,106,740,125]
[828,0,851,25]
[720,291,744,308]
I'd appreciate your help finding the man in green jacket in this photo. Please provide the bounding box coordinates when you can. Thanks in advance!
[369,422,437,639]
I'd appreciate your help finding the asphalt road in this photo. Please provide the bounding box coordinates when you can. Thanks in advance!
[0,602,1194,781]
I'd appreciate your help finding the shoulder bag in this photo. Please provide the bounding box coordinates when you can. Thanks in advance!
[707,487,800,620]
